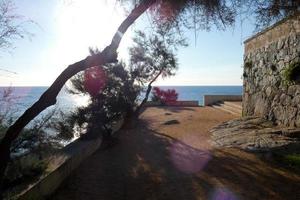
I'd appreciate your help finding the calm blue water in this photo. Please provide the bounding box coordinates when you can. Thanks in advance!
[0,86,88,118]
[0,86,242,113]
[152,86,242,105]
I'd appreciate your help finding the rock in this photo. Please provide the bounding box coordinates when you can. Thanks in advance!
[254,97,270,116]
[210,117,299,152]
[292,95,300,107]
[277,39,284,49]
[278,60,285,70]
[295,114,300,127]
[288,85,298,95]
[265,87,273,97]
[280,94,290,106]
[281,129,300,138]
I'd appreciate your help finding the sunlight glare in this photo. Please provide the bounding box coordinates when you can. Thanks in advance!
[211,187,238,200]
[169,142,211,174]
[47,0,133,74]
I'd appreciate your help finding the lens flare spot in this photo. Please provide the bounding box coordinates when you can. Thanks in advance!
[211,188,238,200]
[84,66,106,97]
[169,142,211,174]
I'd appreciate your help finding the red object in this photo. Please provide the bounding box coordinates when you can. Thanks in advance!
[152,87,178,104]
[149,0,178,22]
[163,89,178,103]
[84,67,106,97]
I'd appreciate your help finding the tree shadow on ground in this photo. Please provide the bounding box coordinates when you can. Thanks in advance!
[51,119,300,200]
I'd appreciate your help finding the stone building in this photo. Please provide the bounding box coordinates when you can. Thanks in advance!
[243,13,300,127]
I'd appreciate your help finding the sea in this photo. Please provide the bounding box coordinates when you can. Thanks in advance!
[0,86,88,118]
[156,86,242,105]
[0,86,242,116]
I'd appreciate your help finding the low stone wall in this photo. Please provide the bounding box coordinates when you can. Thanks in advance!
[145,101,199,107]
[17,120,124,200]
[17,137,102,200]
[243,13,300,127]
[203,95,242,106]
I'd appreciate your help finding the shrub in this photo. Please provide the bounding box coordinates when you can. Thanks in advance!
[151,87,178,105]
[274,152,300,171]
[244,61,253,69]
[65,62,140,139]
[0,87,68,196]
[282,62,300,86]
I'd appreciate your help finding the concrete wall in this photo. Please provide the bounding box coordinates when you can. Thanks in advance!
[203,95,242,106]
[243,13,300,127]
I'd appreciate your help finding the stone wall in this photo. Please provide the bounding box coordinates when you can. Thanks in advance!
[243,13,300,127]
[16,119,124,199]
[18,137,102,200]
[203,95,242,106]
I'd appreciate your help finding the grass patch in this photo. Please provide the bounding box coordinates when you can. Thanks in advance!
[282,154,300,166]
[274,152,300,170]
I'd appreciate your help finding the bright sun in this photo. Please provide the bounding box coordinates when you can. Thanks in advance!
[48,0,132,70]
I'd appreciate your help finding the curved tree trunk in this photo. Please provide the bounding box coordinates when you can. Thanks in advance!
[134,70,163,116]
[0,0,155,197]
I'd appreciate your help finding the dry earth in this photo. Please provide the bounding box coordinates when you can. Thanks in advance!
[51,107,300,200]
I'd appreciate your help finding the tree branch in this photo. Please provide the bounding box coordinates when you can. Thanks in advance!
[0,0,155,196]
[134,69,163,116]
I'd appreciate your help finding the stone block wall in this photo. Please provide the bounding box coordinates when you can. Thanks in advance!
[243,13,300,127]
[203,95,242,106]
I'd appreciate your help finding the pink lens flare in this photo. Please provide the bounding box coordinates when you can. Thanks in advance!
[84,66,106,97]
[7,86,33,105]
[150,0,178,22]
[211,188,238,200]
[169,141,211,174]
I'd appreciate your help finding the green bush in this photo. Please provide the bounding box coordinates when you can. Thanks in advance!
[283,153,300,167]
[282,62,300,86]
[0,87,67,196]
[274,152,300,171]
[65,61,140,139]
[4,154,48,185]
[244,61,253,68]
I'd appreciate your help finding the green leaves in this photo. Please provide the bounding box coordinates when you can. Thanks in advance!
[119,0,300,32]
[129,29,185,85]
[282,62,300,86]
[66,61,140,138]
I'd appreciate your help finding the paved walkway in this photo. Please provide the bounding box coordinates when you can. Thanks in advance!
[51,107,300,200]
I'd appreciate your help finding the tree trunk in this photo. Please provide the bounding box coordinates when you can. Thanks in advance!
[134,70,163,117]
[0,0,155,197]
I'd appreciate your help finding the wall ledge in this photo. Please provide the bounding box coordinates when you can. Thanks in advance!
[16,137,102,200]
[244,12,300,45]
[15,120,124,200]
[204,95,242,106]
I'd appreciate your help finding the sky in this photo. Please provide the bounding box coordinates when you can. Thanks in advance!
[0,0,257,86]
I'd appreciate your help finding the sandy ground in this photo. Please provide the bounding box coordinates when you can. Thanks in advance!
[50,107,300,200]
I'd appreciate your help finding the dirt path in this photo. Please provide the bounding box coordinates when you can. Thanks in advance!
[51,107,300,200]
